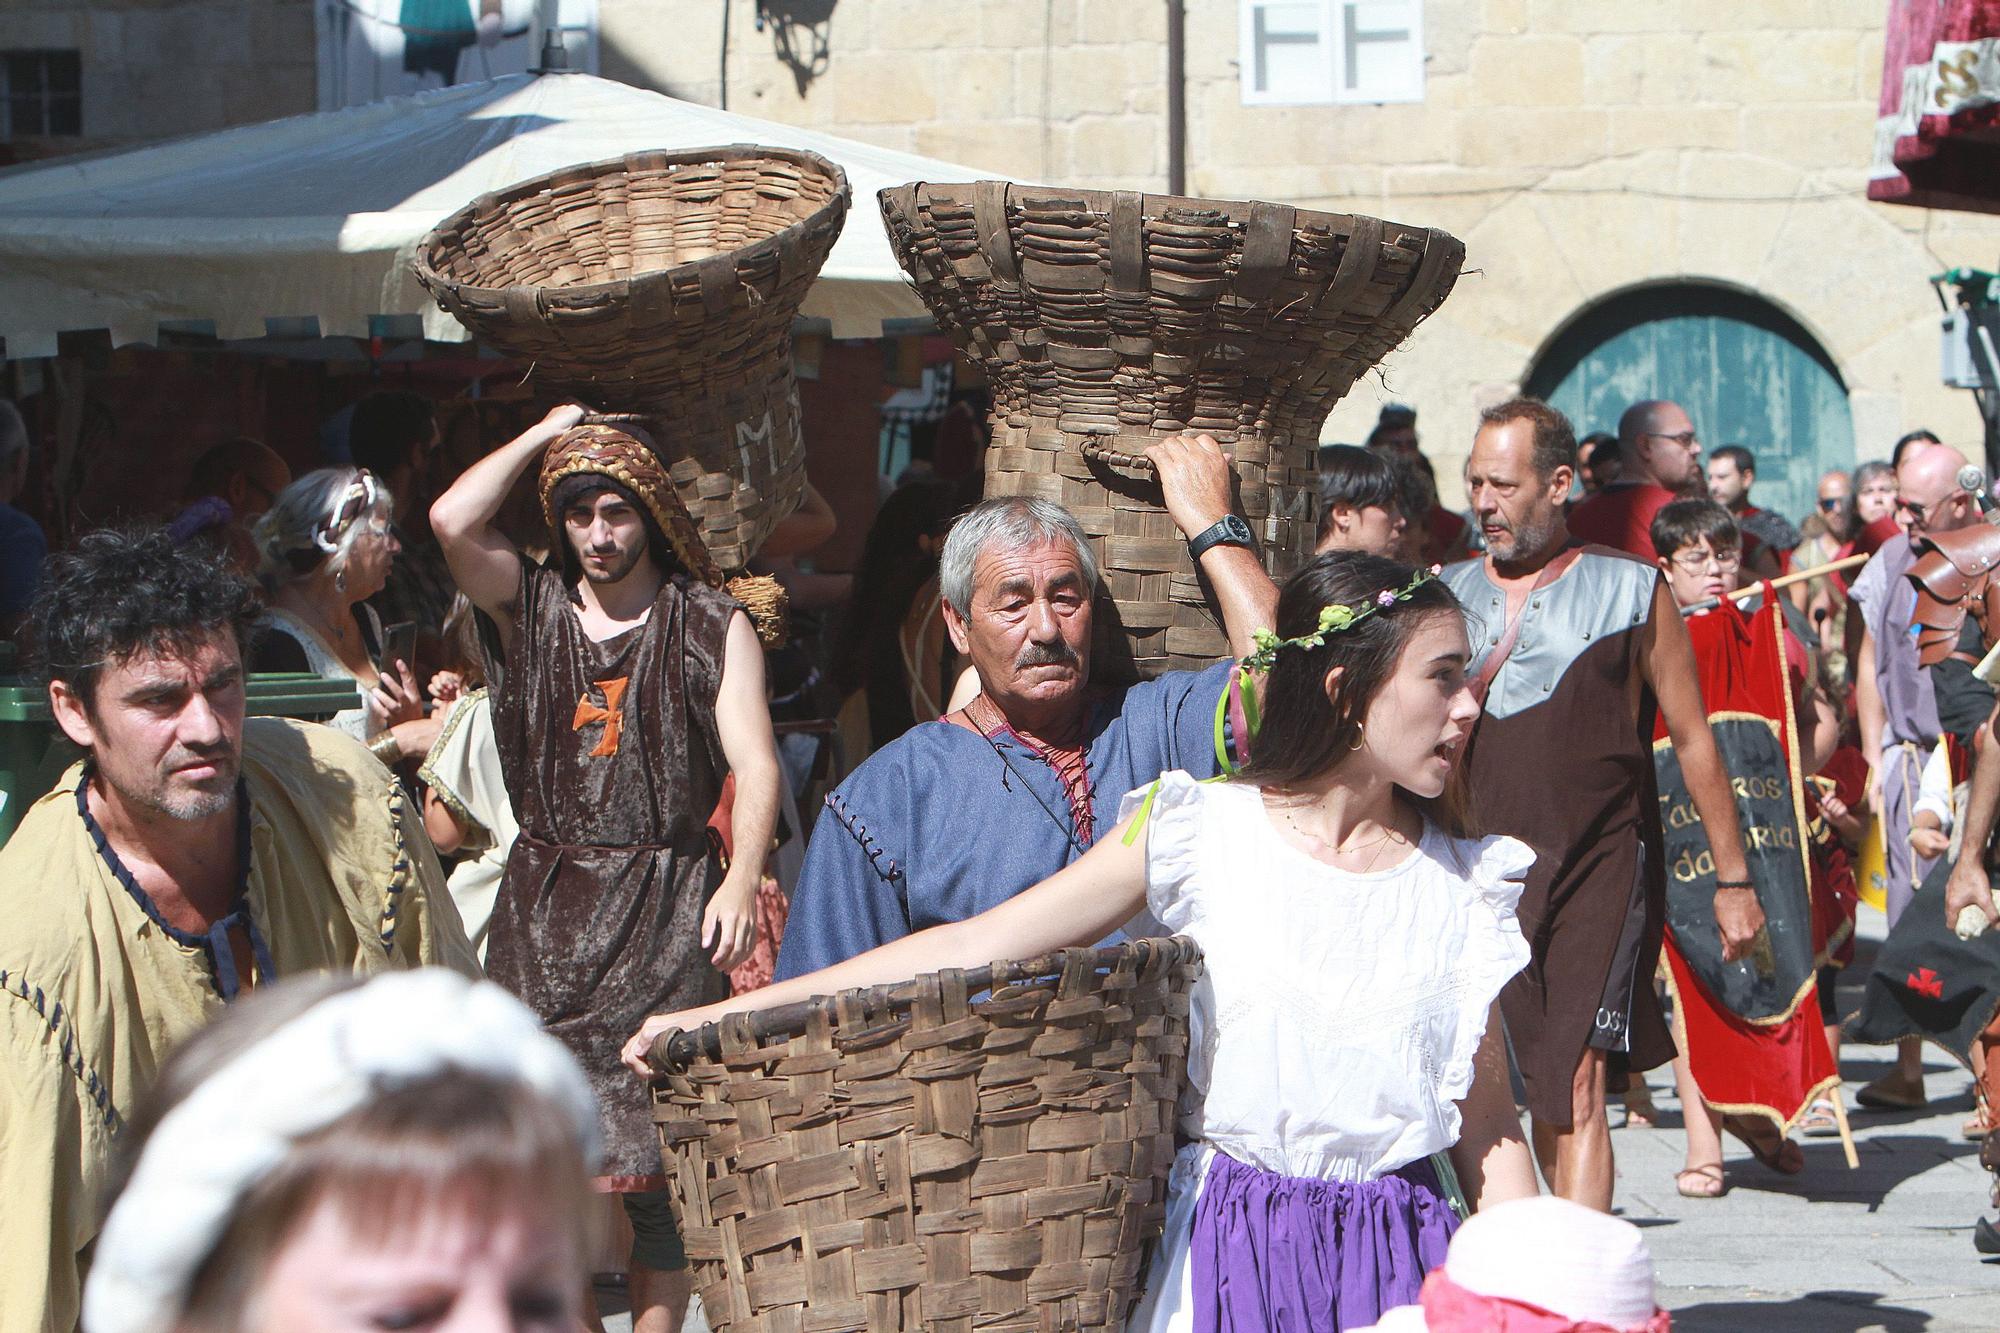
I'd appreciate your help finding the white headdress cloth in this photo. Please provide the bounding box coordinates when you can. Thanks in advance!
[83,969,599,1333]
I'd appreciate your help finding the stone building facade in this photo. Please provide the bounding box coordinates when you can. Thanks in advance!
[7,1,1999,509]
[597,0,2000,510]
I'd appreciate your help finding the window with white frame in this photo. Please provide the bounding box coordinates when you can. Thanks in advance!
[1239,0,1423,106]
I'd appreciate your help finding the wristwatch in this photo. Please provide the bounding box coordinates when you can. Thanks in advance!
[1187,514,1254,561]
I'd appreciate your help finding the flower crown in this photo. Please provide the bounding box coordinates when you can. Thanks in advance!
[1239,564,1444,674]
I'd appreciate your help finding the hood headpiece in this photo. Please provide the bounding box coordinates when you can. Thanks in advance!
[538,423,786,646]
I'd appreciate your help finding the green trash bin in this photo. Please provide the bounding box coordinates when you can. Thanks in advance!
[0,672,362,848]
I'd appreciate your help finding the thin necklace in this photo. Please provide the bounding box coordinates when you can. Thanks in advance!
[1276,804,1407,871]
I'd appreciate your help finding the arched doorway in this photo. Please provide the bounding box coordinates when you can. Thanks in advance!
[1525,284,1854,524]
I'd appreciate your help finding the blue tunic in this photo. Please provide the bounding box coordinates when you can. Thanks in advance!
[775,663,1234,979]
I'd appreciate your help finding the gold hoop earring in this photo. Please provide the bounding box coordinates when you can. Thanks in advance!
[1348,721,1366,751]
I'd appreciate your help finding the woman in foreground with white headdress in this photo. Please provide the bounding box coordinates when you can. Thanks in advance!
[85,969,599,1333]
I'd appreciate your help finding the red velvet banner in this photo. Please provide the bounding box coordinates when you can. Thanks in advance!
[1871,0,2000,213]
[1656,595,1838,1129]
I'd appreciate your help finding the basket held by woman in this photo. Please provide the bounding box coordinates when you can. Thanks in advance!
[414,145,849,570]
[879,180,1463,675]
[647,937,1202,1332]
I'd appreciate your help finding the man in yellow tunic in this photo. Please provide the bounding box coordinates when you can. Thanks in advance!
[0,528,476,1332]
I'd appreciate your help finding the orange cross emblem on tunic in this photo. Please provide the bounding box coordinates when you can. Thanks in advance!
[572,677,630,757]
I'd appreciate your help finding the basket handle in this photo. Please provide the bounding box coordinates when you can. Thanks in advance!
[1234,201,1296,302]
[1079,439,1158,474]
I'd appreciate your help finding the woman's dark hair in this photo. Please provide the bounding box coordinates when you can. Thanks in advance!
[1235,551,1472,833]
[1891,428,1940,469]
[30,526,261,712]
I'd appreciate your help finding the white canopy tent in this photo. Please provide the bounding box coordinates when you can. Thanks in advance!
[0,72,1004,359]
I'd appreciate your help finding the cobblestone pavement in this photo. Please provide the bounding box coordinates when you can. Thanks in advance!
[1628,904,2000,1332]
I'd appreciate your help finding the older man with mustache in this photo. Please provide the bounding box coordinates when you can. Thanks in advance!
[773,435,1278,978]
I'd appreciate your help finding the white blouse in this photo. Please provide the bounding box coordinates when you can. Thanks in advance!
[1126,771,1533,1183]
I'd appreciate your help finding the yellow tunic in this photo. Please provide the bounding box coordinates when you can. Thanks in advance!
[0,717,477,1332]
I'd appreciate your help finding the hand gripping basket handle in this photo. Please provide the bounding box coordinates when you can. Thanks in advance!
[1080,439,1159,473]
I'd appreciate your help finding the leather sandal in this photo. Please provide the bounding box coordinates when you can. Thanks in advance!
[1675,1164,1726,1198]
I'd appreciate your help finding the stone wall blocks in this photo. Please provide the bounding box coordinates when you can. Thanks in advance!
[1468,32,1585,106]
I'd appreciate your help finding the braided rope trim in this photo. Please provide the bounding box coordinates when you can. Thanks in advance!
[1,967,123,1138]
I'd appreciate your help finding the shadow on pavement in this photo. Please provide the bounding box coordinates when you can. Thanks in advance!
[1717,1134,1982,1210]
[1672,1290,1931,1331]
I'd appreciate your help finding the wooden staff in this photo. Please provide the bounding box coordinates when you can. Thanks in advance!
[1680,552,1872,616]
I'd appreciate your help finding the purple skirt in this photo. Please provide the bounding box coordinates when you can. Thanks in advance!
[1188,1151,1459,1333]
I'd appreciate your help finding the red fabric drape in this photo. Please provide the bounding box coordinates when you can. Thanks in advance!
[1658,596,1838,1129]
[1871,0,2000,213]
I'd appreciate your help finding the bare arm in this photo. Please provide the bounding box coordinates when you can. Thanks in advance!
[429,403,584,649]
[1147,433,1280,659]
[623,809,1152,1072]
[1643,580,1762,961]
[422,787,470,856]
[704,611,782,971]
[1855,624,1885,782]
[1448,1004,1538,1210]
[1948,705,2000,930]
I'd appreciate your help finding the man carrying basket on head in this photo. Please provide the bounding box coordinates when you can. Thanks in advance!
[432,404,787,1333]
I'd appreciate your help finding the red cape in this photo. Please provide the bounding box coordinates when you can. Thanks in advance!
[1657,595,1838,1130]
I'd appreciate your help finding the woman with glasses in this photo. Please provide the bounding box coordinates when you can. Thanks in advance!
[250,468,438,766]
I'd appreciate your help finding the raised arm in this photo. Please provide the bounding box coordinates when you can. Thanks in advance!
[622,809,1153,1072]
[1642,579,1763,962]
[1147,433,1280,658]
[703,610,782,971]
[429,403,584,649]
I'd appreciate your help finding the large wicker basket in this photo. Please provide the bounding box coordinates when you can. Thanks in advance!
[880,181,1464,674]
[648,937,1202,1332]
[413,146,849,569]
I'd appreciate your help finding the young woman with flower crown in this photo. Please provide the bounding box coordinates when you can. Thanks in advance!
[623,551,1542,1331]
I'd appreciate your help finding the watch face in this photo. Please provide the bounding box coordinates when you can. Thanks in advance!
[1224,515,1253,543]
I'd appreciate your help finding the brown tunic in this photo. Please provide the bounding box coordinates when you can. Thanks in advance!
[488,561,736,1186]
[1443,549,1675,1127]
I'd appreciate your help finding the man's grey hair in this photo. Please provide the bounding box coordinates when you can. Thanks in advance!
[939,496,1099,617]
[0,400,27,466]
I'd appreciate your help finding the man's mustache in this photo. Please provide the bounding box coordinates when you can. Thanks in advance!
[1015,641,1080,668]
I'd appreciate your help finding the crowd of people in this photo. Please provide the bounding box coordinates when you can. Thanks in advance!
[0,376,1993,1332]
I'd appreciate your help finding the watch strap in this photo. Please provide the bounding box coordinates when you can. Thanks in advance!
[1187,515,1253,562]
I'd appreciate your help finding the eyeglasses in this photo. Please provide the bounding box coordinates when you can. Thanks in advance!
[1645,431,1699,451]
[1670,549,1741,573]
[1818,496,1848,512]
[1896,490,1963,527]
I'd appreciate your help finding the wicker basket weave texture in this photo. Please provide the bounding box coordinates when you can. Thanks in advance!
[880,181,1464,675]
[412,146,849,570]
[650,937,1202,1332]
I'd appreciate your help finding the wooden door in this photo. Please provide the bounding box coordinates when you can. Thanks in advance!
[1526,285,1855,524]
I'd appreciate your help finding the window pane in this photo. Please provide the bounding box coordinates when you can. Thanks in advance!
[9,94,45,136]
[45,50,79,98]
[47,92,79,136]
[1342,0,1420,101]
[1249,2,1332,101]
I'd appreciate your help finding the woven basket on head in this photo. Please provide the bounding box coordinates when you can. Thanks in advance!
[880,181,1465,675]
[413,146,849,570]
[648,937,1202,1332]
